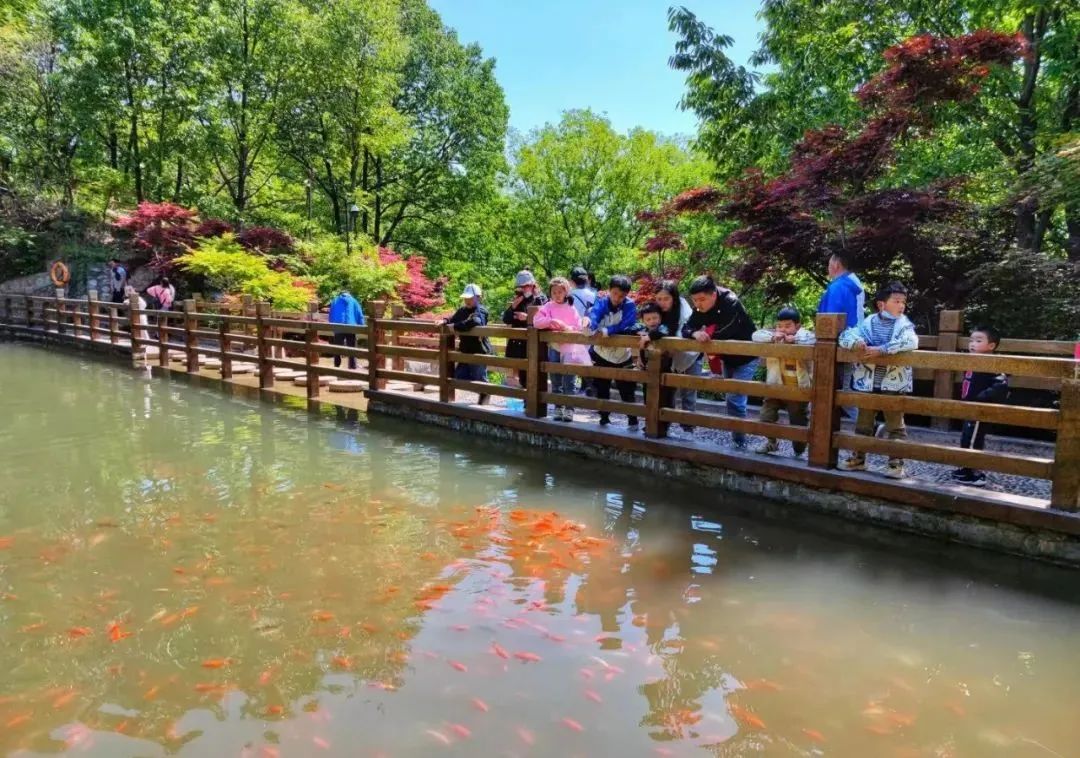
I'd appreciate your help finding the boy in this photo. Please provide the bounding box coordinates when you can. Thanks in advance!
[837,281,918,479]
[586,275,639,426]
[681,275,757,447]
[750,307,815,456]
[951,325,1008,486]
[441,284,492,404]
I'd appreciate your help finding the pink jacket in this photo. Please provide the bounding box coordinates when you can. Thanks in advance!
[533,300,589,364]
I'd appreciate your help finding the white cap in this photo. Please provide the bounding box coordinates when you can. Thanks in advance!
[460,283,482,299]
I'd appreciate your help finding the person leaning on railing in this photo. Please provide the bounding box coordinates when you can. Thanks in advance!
[440,283,492,405]
[585,275,640,427]
[838,281,918,479]
[950,325,1009,487]
[681,275,758,448]
[533,277,591,423]
[502,270,547,388]
[750,306,816,457]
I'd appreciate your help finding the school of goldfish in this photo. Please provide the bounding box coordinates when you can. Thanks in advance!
[0,484,1073,757]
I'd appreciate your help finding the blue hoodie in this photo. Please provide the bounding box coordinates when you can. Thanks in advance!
[587,295,637,364]
[818,272,865,328]
[328,293,365,326]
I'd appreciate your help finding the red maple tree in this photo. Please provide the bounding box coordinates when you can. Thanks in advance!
[377,248,446,313]
[112,202,198,271]
[642,31,1027,310]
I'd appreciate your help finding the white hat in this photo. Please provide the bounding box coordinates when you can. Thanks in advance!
[460,283,482,299]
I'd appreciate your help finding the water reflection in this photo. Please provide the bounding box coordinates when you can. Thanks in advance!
[1,345,1079,757]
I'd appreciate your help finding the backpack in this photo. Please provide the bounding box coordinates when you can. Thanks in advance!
[569,288,595,314]
[143,290,162,310]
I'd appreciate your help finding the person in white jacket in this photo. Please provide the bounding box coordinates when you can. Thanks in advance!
[750,307,816,456]
[837,282,919,479]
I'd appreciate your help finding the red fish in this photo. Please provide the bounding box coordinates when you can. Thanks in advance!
[258,669,274,686]
[180,606,199,618]
[514,651,542,663]
[802,728,826,742]
[584,689,603,703]
[5,712,32,728]
[312,736,330,750]
[265,705,284,717]
[144,686,160,700]
[449,660,468,672]
[448,723,471,738]
[311,611,334,622]
[471,697,489,713]
[107,622,132,642]
[332,656,353,670]
[490,643,510,660]
[745,678,783,692]
[0,536,13,549]
[561,717,584,732]
[68,626,93,639]
[20,621,46,633]
[52,690,78,708]
[201,658,231,669]
[730,704,766,730]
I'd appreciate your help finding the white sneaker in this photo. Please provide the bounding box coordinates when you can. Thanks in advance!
[562,406,574,422]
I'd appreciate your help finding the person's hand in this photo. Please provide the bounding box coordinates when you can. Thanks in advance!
[513,311,528,322]
[550,320,565,331]
[772,331,786,343]
[639,334,651,350]
[783,333,796,343]
[863,345,883,359]
[693,330,710,343]
[852,339,867,352]
[579,317,591,329]
[511,295,524,309]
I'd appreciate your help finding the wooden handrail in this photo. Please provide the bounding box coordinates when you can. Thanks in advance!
[837,347,1075,379]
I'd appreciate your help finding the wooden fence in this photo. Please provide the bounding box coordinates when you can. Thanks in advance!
[2,293,1077,513]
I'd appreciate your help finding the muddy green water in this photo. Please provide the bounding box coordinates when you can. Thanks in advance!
[0,343,1078,757]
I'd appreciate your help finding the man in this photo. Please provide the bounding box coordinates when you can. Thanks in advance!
[568,266,597,318]
[328,290,365,370]
[682,275,758,448]
[818,252,865,411]
[108,259,128,305]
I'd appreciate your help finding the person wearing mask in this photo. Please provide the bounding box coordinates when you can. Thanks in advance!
[682,275,758,448]
[108,259,129,305]
[442,284,492,404]
[502,270,547,387]
[586,275,639,427]
[328,290,365,370]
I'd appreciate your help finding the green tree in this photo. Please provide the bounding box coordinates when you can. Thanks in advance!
[503,110,713,281]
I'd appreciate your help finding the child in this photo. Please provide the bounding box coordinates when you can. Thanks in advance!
[951,325,1008,486]
[586,275,639,427]
[534,277,590,422]
[750,307,815,456]
[633,302,673,433]
[837,281,919,479]
[441,284,492,405]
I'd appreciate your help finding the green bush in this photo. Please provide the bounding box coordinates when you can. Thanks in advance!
[175,234,314,311]
[303,235,406,304]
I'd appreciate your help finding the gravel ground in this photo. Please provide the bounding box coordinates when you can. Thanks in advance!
[399,381,1053,502]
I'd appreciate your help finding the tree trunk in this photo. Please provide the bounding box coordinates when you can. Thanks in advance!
[174,157,183,200]
[1014,10,1047,252]
[374,157,383,242]
[361,148,370,235]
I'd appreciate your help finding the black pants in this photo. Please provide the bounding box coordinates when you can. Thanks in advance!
[590,350,637,422]
[332,332,357,369]
[955,419,989,476]
[111,290,126,304]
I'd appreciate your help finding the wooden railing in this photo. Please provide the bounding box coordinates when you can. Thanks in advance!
[3,294,1077,511]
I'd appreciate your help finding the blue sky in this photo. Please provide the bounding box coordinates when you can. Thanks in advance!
[428,0,765,138]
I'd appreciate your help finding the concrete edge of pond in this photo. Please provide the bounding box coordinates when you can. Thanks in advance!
[362,391,1080,568]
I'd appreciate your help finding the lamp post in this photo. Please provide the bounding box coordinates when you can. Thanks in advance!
[346,203,360,255]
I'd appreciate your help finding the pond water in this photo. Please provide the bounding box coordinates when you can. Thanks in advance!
[1,343,1078,757]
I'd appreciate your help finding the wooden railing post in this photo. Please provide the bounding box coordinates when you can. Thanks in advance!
[108,303,118,344]
[438,325,455,403]
[128,292,141,351]
[255,301,273,388]
[3,295,11,324]
[87,291,98,341]
[644,347,664,438]
[808,313,847,469]
[55,288,65,336]
[157,310,168,367]
[183,299,198,373]
[72,295,83,337]
[305,322,320,399]
[524,305,545,418]
[368,300,386,390]
[25,295,33,329]
[241,294,254,345]
[390,303,405,372]
[1050,379,1080,511]
[932,309,963,429]
[219,314,233,379]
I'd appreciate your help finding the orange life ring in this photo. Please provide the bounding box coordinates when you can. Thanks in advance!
[50,261,70,287]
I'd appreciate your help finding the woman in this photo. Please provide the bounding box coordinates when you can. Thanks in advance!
[533,277,589,422]
[145,277,175,310]
[641,280,703,431]
[502,270,546,387]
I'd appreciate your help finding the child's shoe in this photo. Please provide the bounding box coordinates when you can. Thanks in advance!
[839,453,866,471]
[884,458,905,479]
[627,416,639,428]
[561,406,573,422]
[752,439,779,455]
[598,413,611,426]
[951,468,986,486]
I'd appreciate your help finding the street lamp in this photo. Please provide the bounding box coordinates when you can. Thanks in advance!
[346,203,360,255]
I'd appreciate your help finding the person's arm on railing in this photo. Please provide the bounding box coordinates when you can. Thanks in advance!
[751,327,775,343]
[838,323,865,351]
[976,373,1010,403]
[606,300,638,336]
[880,323,918,355]
[533,302,555,330]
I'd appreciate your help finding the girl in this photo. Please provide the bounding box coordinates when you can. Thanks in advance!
[533,277,589,422]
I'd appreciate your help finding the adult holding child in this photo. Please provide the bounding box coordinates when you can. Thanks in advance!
[503,270,547,387]
[533,277,590,422]
[639,280,703,430]
[681,275,758,448]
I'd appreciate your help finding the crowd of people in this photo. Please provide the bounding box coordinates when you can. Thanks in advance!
[439,254,1008,486]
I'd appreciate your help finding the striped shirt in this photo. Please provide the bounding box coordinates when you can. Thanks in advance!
[867,315,895,389]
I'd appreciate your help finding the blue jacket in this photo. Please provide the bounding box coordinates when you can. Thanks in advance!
[587,296,637,364]
[818,272,865,328]
[328,293,365,326]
